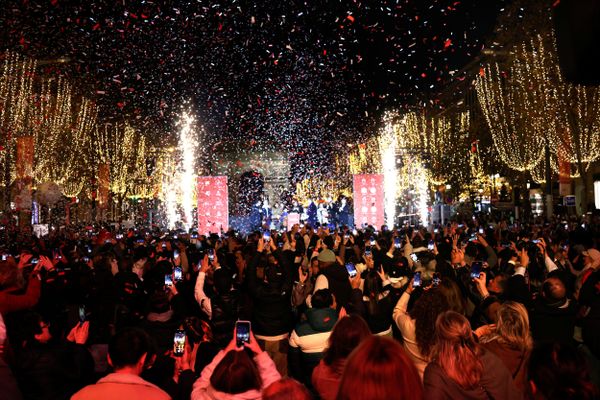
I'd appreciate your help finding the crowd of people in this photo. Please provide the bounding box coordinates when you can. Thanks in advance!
[0,211,599,399]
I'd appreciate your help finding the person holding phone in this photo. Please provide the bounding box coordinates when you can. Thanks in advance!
[392,277,452,379]
[245,238,294,376]
[0,254,46,314]
[72,328,169,400]
[190,325,281,400]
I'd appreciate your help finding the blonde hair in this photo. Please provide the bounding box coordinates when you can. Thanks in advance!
[432,311,483,389]
[480,301,533,352]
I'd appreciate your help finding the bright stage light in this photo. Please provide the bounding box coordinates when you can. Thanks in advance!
[178,111,198,231]
[379,118,397,227]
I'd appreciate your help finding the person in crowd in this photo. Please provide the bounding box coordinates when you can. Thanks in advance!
[336,335,423,400]
[190,328,281,400]
[194,254,241,348]
[309,236,352,310]
[262,378,313,400]
[72,327,170,400]
[423,310,521,400]
[477,301,533,392]
[393,279,452,378]
[246,238,293,376]
[0,254,43,315]
[527,341,599,400]
[311,315,371,400]
[15,312,95,400]
[288,288,338,385]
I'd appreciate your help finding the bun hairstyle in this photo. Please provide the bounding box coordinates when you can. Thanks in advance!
[432,311,483,389]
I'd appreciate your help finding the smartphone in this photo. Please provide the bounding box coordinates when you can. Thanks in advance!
[174,249,180,259]
[208,248,215,261]
[164,274,173,287]
[174,266,183,281]
[434,228,439,233]
[1,254,7,261]
[470,262,483,279]
[365,246,372,257]
[137,239,145,244]
[532,239,540,244]
[394,237,401,249]
[78,305,87,323]
[82,256,90,263]
[428,240,435,251]
[410,253,418,262]
[344,234,350,240]
[469,234,478,242]
[432,272,441,287]
[263,230,271,242]
[352,229,358,236]
[277,240,284,248]
[191,233,198,239]
[173,329,186,357]
[370,238,376,246]
[116,234,123,240]
[413,272,421,287]
[478,227,484,234]
[236,320,251,347]
[162,243,167,249]
[30,258,39,264]
[345,262,357,278]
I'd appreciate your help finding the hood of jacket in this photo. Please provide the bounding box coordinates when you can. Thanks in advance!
[305,307,338,332]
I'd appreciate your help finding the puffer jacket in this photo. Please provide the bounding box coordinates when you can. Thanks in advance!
[190,350,281,400]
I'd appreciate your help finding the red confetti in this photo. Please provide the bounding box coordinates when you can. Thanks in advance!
[346,15,355,23]
[92,23,101,30]
[444,39,452,49]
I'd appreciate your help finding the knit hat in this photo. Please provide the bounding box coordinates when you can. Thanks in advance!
[317,249,336,263]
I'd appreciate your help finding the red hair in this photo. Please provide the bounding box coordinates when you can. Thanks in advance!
[432,311,483,389]
[336,336,423,400]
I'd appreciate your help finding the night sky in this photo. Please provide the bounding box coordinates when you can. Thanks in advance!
[1,0,505,167]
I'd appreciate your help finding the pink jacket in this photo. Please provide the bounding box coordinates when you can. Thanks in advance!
[191,350,281,400]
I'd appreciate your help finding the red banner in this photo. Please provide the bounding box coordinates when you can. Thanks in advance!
[16,136,34,180]
[197,176,228,234]
[353,174,385,229]
[97,163,110,208]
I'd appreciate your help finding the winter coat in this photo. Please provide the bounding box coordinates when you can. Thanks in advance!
[423,348,522,400]
[190,350,281,400]
[288,307,338,382]
[311,359,345,400]
[246,251,293,337]
[481,339,529,393]
[71,372,170,400]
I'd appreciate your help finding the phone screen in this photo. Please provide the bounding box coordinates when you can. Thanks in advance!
[236,321,251,347]
[478,228,484,234]
[470,262,483,279]
[263,231,271,242]
[208,248,215,261]
[345,262,357,278]
[164,274,173,287]
[173,330,186,357]
[394,237,401,249]
[428,240,435,251]
[410,253,418,262]
[370,238,376,246]
[174,266,183,281]
[1,254,7,261]
[78,305,86,323]
[365,246,372,257]
[432,272,441,287]
[413,272,422,287]
[174,249,180,259]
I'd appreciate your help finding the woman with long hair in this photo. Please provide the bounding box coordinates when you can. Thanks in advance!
[191,327,280,400]
[423,311,521,400]
[311,315,371,400]
[336,335,423,400]
[393,280,451,378]
[478,301,533,392]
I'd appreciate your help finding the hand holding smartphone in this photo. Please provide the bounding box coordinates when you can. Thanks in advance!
[413,272,422,287]
[236,320,251,347]
[173,329,186,357]
[345,262,357,278]
[470,261,483,279]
